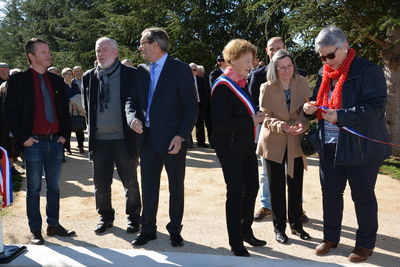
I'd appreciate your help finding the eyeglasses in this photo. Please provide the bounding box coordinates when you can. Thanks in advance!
[320,47,339,61]
[192,69,198,72]
[276,64,294,71]
[139,41,152,47]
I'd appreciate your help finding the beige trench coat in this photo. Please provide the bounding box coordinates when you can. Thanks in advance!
[256,74,311,178]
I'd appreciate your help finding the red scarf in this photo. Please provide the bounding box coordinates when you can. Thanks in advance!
[315,48,356,119]
[224,66,247,88]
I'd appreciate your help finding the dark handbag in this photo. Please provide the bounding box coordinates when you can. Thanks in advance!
[301,127,319,156]
[70,110,86,132]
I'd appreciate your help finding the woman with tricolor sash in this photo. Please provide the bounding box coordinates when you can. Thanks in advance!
[303,26,391,263]
[256,50,312,245]
[211,39,267,257]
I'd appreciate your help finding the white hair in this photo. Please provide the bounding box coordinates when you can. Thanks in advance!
[95,37,118,51]
[315,25,347,52]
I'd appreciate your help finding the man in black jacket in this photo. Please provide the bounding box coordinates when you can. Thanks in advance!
[4,38,75,245]
[82,37,141,235]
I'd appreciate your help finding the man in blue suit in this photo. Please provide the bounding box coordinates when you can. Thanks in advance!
[127,27,198,247]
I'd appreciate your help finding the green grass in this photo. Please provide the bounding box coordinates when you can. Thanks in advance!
[380,156,400,180]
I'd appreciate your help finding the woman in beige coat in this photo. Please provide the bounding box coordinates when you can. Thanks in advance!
[257,50,311,244]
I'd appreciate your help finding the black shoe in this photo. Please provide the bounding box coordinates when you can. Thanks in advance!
[31,230,44,245]
[79,147,85,154]
[231,246,250,257]
[94,221,113,234]
[132,232,157,246]
[243,236,267,247]
[291,228,311,240]
[170,233,184,247]
[47,224,76,237]
[275,232,289,244]
[127,224,140,234]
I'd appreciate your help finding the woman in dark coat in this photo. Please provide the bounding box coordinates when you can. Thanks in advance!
[303,25,391,263]
[211,39,267,257]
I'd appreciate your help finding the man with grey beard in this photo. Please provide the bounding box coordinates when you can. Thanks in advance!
[82,37,141,235]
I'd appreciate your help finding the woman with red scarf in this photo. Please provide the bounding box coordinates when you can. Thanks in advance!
[211,39,267,257]
[303,26,391,263]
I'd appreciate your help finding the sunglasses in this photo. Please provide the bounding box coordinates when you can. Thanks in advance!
[320,47,339,61]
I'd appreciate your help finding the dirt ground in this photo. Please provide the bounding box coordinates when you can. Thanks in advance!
[2,137,400,266]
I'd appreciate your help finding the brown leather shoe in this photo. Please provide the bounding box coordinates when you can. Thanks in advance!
[315,241,338,255]
[254,207,272,220]
[348,246,373,262]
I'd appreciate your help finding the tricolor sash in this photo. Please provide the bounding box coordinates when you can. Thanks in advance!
[0,147,13,208]
[211,75,257,138]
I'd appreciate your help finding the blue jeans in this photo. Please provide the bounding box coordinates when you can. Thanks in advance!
[24,139,63,232]
[259,156,271,209]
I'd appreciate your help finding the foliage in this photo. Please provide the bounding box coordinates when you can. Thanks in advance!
[380,157,400,180]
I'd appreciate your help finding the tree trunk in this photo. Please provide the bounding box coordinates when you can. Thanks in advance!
[382,27,400,156]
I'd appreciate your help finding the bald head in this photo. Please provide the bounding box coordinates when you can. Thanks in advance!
[266,37,285,61]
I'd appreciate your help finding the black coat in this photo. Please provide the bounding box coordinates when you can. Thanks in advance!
[307,56,391,166]
[82,63,139,158]
[4,69,71,148]
[211,83,255,154]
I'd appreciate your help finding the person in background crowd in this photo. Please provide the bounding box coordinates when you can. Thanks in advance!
[303,25,390,263]
[197,65,212,144]
[72,66,83,89]
[4,38,75,245]
[257,50,311,244]
[61,67,85,154]
[128,27,197,247]
[189,63,209,148]
[121,59,134,67]
[82,37,142,236]
[0,62,9,84]
[47,66,60,76]
[209,55,228,86]
[0,65,24,175]
[211,39,267,257]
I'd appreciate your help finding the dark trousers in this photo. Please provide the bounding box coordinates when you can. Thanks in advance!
[265,155,304,233]
[216,149,259,248]
[92,139,141,225]
[320,144,381,249]
[204,106,212,143]
[195,104,206,145]
[140,129,187,235]
[64,130,84,149]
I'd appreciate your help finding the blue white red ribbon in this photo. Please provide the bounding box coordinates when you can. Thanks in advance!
[212,75,257,138]
[0,146,13,208]
[305,98,400,147]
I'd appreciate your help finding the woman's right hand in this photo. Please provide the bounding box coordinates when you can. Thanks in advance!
[303,101,318,115]
[23,137,39,147]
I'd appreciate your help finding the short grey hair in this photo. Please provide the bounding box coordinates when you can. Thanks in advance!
[197,65,205,73]
[189,62,198,68]
[315,25,347,52]
[141,27,169,52]
[266,50,298,84]
[95,37,118,51]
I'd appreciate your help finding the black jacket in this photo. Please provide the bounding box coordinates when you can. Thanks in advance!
[211,83,255,154]
[307,56,391,166]
[4,69,71,148]
[82,63,139,158]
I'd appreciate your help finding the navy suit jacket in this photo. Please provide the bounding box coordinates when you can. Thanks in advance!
[127,55,198,155]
